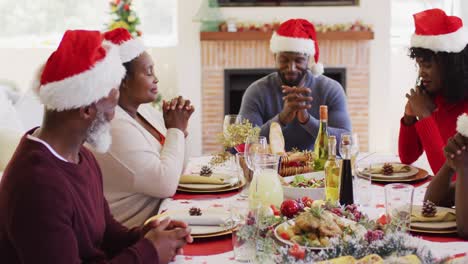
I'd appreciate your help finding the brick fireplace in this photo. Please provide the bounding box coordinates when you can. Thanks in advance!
[200,31,373,154]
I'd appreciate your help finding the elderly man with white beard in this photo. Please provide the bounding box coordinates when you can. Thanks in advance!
[0,30,192,264]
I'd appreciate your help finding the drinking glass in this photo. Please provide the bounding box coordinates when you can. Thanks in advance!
[354,160,372,207]
[244,135,268,171]
[385,183,414,232]
[235,152,253,198]
[230,203,256,262]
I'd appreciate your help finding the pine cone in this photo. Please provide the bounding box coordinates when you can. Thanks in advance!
[422,200,437,217]
[189,207,202,216]
[382,163,394,175]
[200,165,213,176]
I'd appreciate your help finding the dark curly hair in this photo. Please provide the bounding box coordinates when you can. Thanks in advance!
[409,44,468,103]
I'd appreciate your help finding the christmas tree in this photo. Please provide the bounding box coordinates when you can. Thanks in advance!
[108,0,142,37]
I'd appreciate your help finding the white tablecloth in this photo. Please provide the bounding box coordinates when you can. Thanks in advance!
[165,153,468,263]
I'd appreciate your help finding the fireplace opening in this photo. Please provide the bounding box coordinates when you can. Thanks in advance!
[224,68,346,115]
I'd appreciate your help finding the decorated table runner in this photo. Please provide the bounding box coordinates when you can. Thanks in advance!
[162,154,468,263]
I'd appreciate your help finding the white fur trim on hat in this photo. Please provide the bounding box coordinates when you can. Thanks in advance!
[457,113,468,137]
[119,38,146,63]
[270,32,316,55]
[310,62,324,76]
[411,28,468,53]
[38,44,125,111]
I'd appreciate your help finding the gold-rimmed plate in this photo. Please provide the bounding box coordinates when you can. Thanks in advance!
[145,209,233,238]
[364,168,429,183]
[410,228,458,234]
[177,179,245,193]
[411,206,457,232]
[363,163,419,180]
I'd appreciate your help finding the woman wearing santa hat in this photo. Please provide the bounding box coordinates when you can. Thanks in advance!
[425,113,468,238]
[93,28,194,228]
[399,8,468,176]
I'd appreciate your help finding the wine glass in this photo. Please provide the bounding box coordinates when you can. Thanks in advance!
[351,133,360,173]
[223,114,243,171]
[244,135,268,171]
[223,114,243,138]
[339,132,352,159]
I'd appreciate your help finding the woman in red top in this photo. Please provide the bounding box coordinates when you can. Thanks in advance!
[399,8,468,175]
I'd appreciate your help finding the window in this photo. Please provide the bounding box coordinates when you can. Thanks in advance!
[0,0,177,48]
[391,0,462,46]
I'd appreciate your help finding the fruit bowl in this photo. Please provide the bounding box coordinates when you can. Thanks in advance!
[282,172,325,200]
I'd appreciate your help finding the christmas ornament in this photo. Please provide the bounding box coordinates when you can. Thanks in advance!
[280,199,300,218]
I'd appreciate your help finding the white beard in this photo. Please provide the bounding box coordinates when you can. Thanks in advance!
[85,112,112,153]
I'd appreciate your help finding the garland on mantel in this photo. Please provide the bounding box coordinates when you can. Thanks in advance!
[218,20,372,33]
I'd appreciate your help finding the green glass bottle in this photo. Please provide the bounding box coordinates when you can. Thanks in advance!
[324,135,340,203]
[313,105,329,170]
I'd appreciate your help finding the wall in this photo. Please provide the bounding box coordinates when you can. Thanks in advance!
[0,0,391,157]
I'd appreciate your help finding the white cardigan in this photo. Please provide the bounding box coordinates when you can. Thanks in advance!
[93,104,189,227]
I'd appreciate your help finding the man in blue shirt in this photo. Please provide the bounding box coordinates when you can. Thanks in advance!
[239,19,351,151]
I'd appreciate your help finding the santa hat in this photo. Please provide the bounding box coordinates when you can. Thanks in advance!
[103,28,146,63]
[411,8,468,53]
[34,30,125,111]
[270,19,324,76]
[457,113,468,137]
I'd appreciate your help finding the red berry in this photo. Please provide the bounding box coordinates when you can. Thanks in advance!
[301,197,314,207]
[280,200,300,218]
[124,4,130,10]
[289,244,306,260]
[330,208,343,217]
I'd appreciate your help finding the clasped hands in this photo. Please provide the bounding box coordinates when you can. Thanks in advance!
[279,85,313,125]
[404,85,436,124]
[163,96,195,137]
[141,217,193,263]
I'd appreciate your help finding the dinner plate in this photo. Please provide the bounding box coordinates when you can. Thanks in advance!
[177,179,245,193]
[363,163,419,179]
[145,209,232,238]
[410,206,457,231]
[365,168,429,183]
[410,228,458,234]
[178,174,239,190]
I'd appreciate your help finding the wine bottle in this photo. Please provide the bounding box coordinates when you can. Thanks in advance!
[339,134,354,205]
[324,135,340,204]
[313,105,329,170]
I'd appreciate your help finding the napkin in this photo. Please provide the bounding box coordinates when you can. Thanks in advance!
[411,211,456,223]
[179,174,226,185]
[170,214,228,226]
[368,164,411,174]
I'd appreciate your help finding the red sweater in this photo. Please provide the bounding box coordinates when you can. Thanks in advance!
[399,96,468,175]
[0,131,158,263]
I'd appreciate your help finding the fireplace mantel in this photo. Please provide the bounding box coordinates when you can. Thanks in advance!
[200,31,374,41]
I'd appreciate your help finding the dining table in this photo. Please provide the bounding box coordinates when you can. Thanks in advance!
[164,153,468,263]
